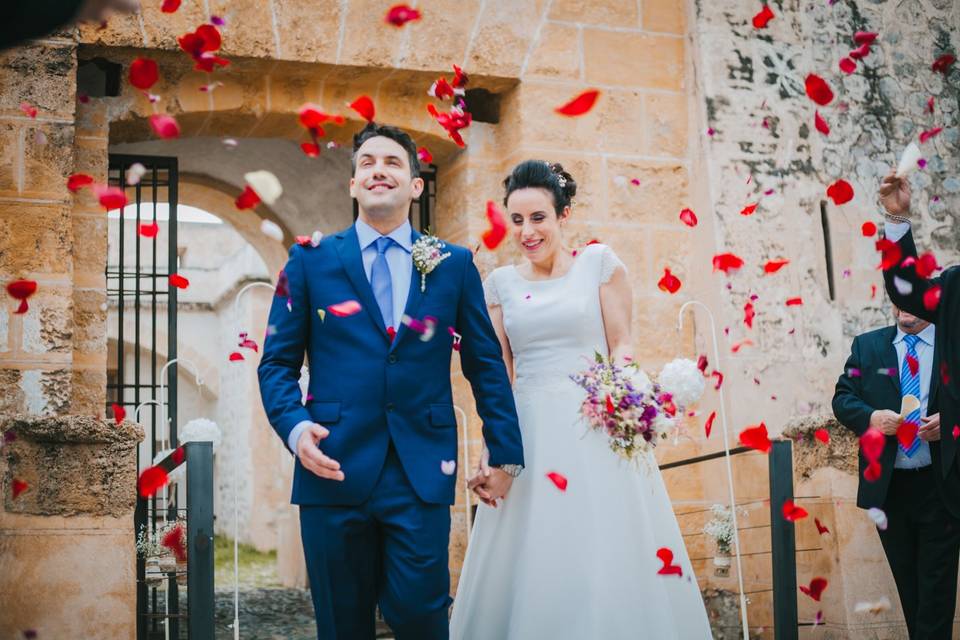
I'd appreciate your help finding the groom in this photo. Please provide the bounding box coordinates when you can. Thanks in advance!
[258,122,524,639]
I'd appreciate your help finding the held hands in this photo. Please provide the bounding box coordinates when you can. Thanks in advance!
[297,424,345,481]
[467,447,514,508]
[919,413,941,442]
[870,409,903,436]
[879,171,912,218]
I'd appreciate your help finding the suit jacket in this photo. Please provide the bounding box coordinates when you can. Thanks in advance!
[258,225,524,506]
[883,228,960,491]
[832,325,940,509]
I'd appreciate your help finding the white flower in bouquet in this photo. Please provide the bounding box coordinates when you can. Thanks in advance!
[628,367,652,395]
[658,358,705,409]
[179,417,222,453]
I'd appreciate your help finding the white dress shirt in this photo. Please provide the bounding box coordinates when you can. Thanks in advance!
[893,323,936,469]
[287,219,414,455]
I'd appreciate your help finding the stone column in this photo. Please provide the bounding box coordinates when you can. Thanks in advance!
[0,414,143,638]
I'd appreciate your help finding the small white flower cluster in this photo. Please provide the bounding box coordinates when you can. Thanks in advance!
[703,503,735,549]
[658,358,706,409]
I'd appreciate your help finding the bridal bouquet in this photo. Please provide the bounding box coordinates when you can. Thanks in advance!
[570,354,705,461]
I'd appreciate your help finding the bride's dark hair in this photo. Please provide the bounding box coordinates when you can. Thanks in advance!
[502,160,577,215]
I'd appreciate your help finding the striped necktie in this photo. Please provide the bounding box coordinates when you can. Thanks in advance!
[899,334,922,457]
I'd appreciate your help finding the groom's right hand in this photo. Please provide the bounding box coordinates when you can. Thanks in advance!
[296,424,345,481]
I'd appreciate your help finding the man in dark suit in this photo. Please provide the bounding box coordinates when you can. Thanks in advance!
[833,304,958,639]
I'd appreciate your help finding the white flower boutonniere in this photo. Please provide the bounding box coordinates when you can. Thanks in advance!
[412,234,452,292]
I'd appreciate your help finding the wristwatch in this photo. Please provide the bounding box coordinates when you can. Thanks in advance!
[494,464,523,477]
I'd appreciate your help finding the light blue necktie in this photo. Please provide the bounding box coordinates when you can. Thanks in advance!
[899,334,922,457]
[371,236,394,330]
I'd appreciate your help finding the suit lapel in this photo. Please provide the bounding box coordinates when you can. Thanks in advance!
[334,226,388,340]
[389,227,424,352]
[876,326,901,397]
[929,334,941,410]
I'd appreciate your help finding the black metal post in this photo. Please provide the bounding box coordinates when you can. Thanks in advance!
[186,441,215,639]
[769,439,798,639]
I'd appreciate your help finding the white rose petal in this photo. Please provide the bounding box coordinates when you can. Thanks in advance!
[260,219,284,242]
[244,170,283,206]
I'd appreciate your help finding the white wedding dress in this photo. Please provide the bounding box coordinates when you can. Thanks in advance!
[450,244,712,639]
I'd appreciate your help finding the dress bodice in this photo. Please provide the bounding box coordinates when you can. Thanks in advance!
[483,244,625,388]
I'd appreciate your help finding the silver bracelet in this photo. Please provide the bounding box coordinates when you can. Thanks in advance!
[883,212,911,225]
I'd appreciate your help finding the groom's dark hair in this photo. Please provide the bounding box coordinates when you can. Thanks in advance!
[352,122,421,178]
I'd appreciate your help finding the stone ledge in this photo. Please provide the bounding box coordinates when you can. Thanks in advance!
[1,414,143,517]
[782,413,858,480]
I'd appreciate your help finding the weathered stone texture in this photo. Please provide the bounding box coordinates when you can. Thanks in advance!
[1,414,142,516]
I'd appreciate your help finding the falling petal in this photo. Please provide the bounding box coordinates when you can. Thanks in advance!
[799,577,828,601]
[6,279,37,314]
[896,142,923,178]
[838,57,857,74]
[814,429,830,444]
[867,507,888,530]
[11,479,28,499]
[814,111,830,136]
[385,3,422,27]
[711,370,724,390]
[712,253,744,274]
[815,517,830,535]
[482,200,507,250]
[149,114,181,139]
[138,222,159,238]
[931,53,956,74]
[679,208,698,227]
[19,102,37,118]
[546,471,568,491]
[129,57,159,90]
[923,285,942,312]
[328,300,362,317]
[927,97,935,113]
[743,301,755,328]
[804,74,834,105]
[658,268,682,294]
[161,0,181,12]
[919,127,943,144]
[349,95,376,122]
[317,308,326,322]
[656,547,683,577]
[417,147,433,164]
[260,219,284,242]
[555,89,601,116]
[782,499,809,522]
[751,4,774,28]
[855,596,891,614]
[861,221,877,237]
[848,42,871,60]
[440,460,457,475]
[785,297,803,306]
[235,185,261,210]
[739,422,771,453]
[169,273,190,289]
[875,238,902,270]
[126,163,147,186]
[704,411,716,438]
[763,259,789,274]
[67,173,94,192]
[740,203,758,216]
[244,170,283,206]
[300,142,320,157]
[826,179,854,205]
[229,352,244,361]
[94,185,128,210]
[138,466,169,498]
[892,276,913,296]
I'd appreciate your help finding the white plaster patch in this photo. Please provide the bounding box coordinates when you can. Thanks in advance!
[20,369,48,415]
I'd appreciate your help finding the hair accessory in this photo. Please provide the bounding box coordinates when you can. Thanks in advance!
[556,174,567,188]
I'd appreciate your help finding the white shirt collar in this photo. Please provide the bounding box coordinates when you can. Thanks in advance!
[894,323,935,347]
[355,218,413,253]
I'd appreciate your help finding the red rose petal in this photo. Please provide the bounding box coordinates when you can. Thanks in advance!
[328,300,363,317]
[387,325,397,342]
[149,114,180,139]
[7,279,38,315]
[897,421,919,451]
[953,425,960,440]
[300,142,320,157]
[138,465,169,498]
[875,238,902,271]
[229,351,244,361]
[555,89,601,117]
[906,353,919,377]
[129,57,159,90]
[482,200,507,250]
[385,3,422,27]
[417,147,433,164]
[656,547,683,577]
[861,221,877,237]
[546,471,568,491]
[800,577,828,601]
[743,301,755,328]
[763,259,789,274]
[67,173,94,193]
[169,273,190,289]
[19,101,38,118]
[704,411,717,438]
[349,95,375,122]
[814,428,830,444]
[864,460,882,482]
[605,394,616,414]
[235,185,261,210]
[712,253,744,274]
[915,252,939,279]
[11,478,28,499]
[740,202,758,216]
[782,499,809,522]
[426,102,472,147]
[711,370,724,390]
[839,57,857,74]
[854,31,878,45]
[679,208,698,227]
[752,4,774,28]
[826,179,854,205]
[786,297,803,306]
[932,53,956,74]
[815,517,830,535]
[919,127,943,144]
[111,402,126,425]
[923,285,942,312]
[804,74,834,106]
[172,446,185,465]
[161,0,181,12]
[848,42,871,60]
[94,185,128,210]
[740,422,771,453]
[814,110,830,136]
[658,268,682,294]
[139,222,159,238]
[298,103,345,129]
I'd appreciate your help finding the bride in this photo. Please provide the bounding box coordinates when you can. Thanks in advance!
[450,160,712,639]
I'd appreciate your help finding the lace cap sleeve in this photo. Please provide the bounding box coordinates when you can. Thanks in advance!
[482,270,501,307]
[598,244,627,284]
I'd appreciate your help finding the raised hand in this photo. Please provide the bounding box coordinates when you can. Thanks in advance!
[879,171,912,217]
[296,424,345,481]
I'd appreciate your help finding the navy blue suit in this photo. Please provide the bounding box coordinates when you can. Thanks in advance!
[258,224,523,639]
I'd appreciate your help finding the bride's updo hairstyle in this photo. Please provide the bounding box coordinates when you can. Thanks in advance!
[502,160,578,216]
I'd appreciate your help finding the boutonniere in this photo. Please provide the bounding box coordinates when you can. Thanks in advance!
[411,233,451,292]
